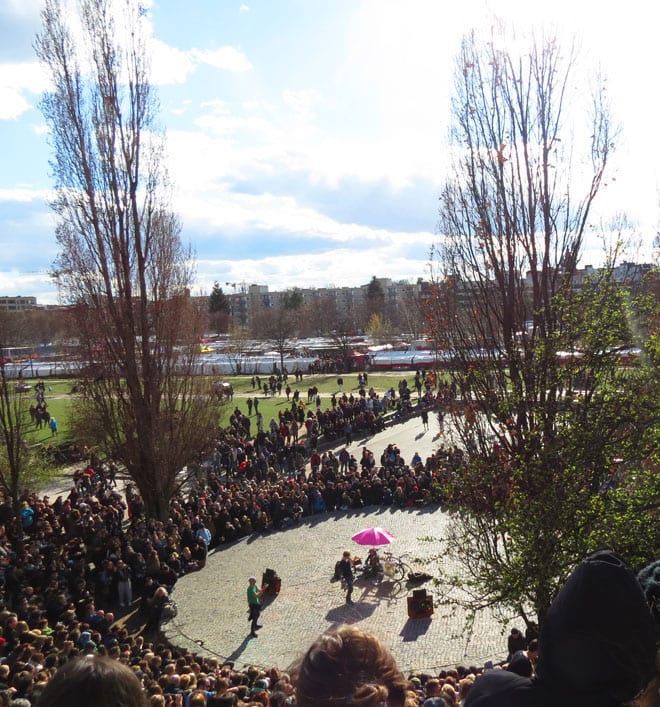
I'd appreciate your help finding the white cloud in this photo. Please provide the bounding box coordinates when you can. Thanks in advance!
[0,86,30,120]
[196,245,431,294]
[148,38,196,85]
[0,187,50,203]
[190,47,252,72]
[239,4,250,11]
[0,62,49,120]
[32,123,49,135]
[282,89,322,119]
[173,177,435,251]
[148,42,252,85]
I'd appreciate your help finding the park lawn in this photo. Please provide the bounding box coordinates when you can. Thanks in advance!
[21,394,75,446]
[13,379,73,445]
[228,371,422,397]
[16,370,435,450]
[222,371,434,426]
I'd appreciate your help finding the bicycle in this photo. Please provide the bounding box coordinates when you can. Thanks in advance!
[380,551,413,582]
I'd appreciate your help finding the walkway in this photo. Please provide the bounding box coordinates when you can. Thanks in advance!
[162,416,510,675]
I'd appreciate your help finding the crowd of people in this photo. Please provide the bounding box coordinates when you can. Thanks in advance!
[2,551,657,707]
[0,373,657,705]
[0,375,465,705]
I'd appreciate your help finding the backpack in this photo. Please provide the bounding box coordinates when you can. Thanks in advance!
[196,527,211,545]
[332,560,342,582]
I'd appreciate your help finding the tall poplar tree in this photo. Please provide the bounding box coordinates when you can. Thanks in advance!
[35,0,219,519]
[430,26,658,626]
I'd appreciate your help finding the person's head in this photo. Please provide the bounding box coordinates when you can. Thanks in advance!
[527,638,539,658]
[292,625,417,707]
[342,551,351,559]
[440,684,457,706]
[35,655,149,707]
[189,690,208,707]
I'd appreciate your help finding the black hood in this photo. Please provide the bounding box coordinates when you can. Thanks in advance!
[462,670,541,707]
[465,550,657,707]
[535,550,657,707]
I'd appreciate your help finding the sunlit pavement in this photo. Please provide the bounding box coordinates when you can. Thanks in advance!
[164,416,511,674]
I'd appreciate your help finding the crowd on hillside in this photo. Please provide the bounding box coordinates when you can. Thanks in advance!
[0,546,655,707]
[0,434,470,706]
[0,373,657,706]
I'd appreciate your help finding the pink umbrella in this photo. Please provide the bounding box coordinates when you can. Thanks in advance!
[351,527,395,546]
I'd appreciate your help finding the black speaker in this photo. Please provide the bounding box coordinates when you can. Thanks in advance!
[412,588,427,599]
[262,569,281,595]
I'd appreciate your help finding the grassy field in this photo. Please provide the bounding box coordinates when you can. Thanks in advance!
[225,371,426,424]
[16,370,432,449]
[16,379,77,445]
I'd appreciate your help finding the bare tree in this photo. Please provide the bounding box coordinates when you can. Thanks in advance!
[35,0,219,520]
[254,292,302,374]
[428,27,658,627]
[225,322,249,375]
[397,280,427,341]
[0,316,34,508]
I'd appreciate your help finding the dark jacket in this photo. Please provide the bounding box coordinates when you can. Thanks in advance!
[465,550,657,707]
[339,558,353,581]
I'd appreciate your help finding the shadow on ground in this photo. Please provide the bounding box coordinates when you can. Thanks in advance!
[400,617,432,641]
[325,601,377,624]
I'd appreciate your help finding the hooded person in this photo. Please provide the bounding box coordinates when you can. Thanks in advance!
[638,559,660,624]
[464,550,658,707]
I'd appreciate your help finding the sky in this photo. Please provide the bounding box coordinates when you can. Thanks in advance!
[0,0,659,305]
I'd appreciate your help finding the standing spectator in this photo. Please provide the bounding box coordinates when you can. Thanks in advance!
[247,577,267,638]
[506,627,526,662]
[115,559,132,610]
[339,551,354,605]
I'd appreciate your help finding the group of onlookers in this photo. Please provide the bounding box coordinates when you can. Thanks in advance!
[3,550,657,707]
[0,372,657,705]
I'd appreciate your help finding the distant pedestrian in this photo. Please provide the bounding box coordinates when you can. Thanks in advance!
[344,421,352,446]
[253,397,259,414]
[49,417,58,436]
[247,576,268,637]
[247,398,253,416]
[421,408,429,430]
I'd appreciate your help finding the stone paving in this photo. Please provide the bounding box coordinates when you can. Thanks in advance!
[38,408,512,675]
[163,416,511,675]
[163,506,511,675]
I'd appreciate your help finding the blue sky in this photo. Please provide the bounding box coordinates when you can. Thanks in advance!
[1,0,658,305]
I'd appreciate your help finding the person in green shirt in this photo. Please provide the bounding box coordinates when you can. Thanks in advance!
[247,577,268,637]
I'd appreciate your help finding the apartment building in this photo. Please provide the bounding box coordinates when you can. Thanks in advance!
[0,296,37,312]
